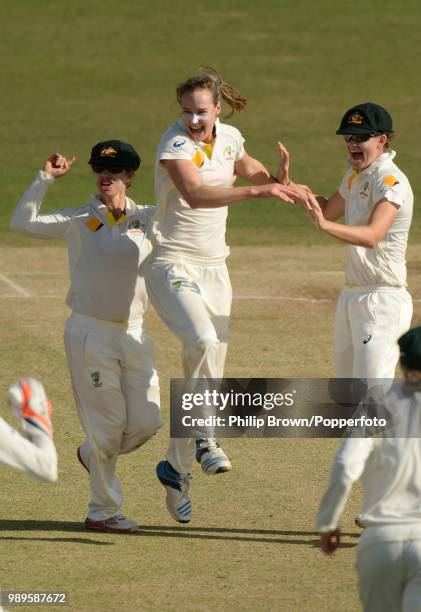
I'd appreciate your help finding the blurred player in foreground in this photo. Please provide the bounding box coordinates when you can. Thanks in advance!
[1,377,56,612]
[307,103,413,381]
[1,377,57,482]
[316,326,421,612]
[146,67,311,523]
[10,141,162,533]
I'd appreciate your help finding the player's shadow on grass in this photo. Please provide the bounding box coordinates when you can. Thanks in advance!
[0,519,113,545]
[134,526,359,547]
[0,521,358,548]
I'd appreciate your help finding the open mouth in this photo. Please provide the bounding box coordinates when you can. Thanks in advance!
[351,152,364,162]
[100,179,113,188]
[189,125,205,137]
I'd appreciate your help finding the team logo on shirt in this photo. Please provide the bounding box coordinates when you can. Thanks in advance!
[224,145,235,161]
[359,181,370,198]
[347,111,364,125]
[173,139,186,149]
[363,335,372,344]
[127,218,145,233]
[90,371,103,388]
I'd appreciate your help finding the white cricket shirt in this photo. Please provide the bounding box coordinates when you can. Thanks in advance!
[152,118,245,259]
[10,171,155,323]
[316,382,421,548]
[338,150,413,287]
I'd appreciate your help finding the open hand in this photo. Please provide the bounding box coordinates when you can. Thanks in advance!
[277,141,290,185]
[306,193,327,229]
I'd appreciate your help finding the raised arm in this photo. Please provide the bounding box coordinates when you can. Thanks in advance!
[10,153,77,239]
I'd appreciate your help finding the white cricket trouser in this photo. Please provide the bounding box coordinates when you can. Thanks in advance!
[334,287,412,379]
[145,252,232,475]
[0,417,57,482]
[64,313,162,520]
[357,539,421,611]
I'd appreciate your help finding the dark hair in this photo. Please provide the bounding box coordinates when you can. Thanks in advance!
[176,67,247,118]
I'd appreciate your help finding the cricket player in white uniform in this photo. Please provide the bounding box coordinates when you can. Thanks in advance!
[10,140,162,533]
[316,326,421,612]
[305,102,413,380]
[1,377,57,483]
[146,68,310,523]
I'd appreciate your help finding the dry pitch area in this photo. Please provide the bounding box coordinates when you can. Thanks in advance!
[0,243,420,612]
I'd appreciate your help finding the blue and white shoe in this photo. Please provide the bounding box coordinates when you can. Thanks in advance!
[195,438,232,475]
[156,460,192,523]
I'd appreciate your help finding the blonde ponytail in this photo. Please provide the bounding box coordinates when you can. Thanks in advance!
[176,67,247,117]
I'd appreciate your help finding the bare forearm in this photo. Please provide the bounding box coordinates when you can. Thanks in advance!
[187,184,265,208]
[321,220,379,248]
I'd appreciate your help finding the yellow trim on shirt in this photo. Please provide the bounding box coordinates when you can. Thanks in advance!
[105,210,128,226]
[383,175,399,187]
[202,143,213,160]
[192,150,204,168]
[347,169,358,189]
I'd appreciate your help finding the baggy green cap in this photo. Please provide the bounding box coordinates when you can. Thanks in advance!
[336,102,393,135]
[88,139,141,170]
[398,327,421,370]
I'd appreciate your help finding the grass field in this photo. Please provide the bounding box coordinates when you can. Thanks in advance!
[0,244,420,611]
[1,1,421,611]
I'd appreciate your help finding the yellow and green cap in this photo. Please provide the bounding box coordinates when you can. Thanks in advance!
[88,139,141,170]
[336,102,392,135]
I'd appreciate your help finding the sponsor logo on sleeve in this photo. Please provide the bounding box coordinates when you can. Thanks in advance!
[173,139,186,149]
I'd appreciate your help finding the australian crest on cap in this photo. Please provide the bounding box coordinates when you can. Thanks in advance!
[100,146,118,157]
[348,111,364,125]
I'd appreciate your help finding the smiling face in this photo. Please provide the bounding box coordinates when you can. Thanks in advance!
[180,88,221,144]
[344,134,388,171]
[93,168,133,200]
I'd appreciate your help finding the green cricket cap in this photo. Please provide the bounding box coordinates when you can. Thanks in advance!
[88,139,141,170]
[398,327,421,370]
[336,102,393,135]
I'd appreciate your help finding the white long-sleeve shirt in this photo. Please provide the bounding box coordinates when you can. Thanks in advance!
[11,171,155,323]
[316,382,421,548]
[0,417,57,482]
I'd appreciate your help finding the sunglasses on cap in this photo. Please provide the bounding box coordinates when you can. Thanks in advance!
[343,134,381,144]
[91,165,125,174]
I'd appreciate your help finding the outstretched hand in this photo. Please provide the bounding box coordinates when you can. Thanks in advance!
[319,529,341,555]
[277,141,290,185]
[43,153,76,178]
[306,194,327,229]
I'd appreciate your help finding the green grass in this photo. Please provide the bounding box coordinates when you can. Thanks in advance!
[0,0,420,245]
[1,2,421,610]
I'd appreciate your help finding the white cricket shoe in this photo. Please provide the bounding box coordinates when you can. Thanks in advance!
[156,460,192,523]
[85,514,139,533]
[195,438,231,475]
[8,377,53,438]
